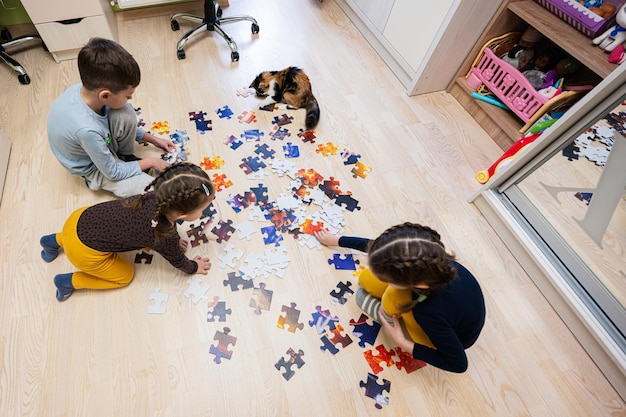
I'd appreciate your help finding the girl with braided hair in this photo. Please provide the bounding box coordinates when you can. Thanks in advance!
[315,222,485,373]
[39,162,215,302]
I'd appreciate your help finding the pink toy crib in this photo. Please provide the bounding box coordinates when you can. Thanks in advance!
[466,32,582,133]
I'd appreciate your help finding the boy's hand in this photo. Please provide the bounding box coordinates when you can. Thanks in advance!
[139,157,170,173]
[179,239,189,253]
[194,256,212,275]
[152,136,176,153]
[140,132,176,153]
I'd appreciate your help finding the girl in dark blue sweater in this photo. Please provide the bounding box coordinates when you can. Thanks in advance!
[315,223,485,373]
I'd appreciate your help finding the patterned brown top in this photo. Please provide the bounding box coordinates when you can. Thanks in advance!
[76,192,198,274]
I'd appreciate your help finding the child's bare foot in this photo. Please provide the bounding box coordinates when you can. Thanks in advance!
[313,230,340,247]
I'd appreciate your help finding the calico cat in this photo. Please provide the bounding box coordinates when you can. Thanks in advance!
[249,66,320,129]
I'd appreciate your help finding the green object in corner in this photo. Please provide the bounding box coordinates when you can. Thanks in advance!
[0,0,32,26]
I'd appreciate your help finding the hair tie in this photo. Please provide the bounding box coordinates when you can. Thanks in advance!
[151,219,158,228]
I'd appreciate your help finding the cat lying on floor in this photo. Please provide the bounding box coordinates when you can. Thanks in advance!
[249,66,320,129]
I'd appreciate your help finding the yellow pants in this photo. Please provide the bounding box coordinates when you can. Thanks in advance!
[359,268,435,349]
[55,207,134,290]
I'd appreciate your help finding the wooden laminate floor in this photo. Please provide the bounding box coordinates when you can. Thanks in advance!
[0,1,624,416]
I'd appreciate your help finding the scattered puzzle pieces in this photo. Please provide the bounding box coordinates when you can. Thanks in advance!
[148,288,168,314]
[275,348,305,380]
[330,281,354,304]
[238,111,257,124]
[223,271,254,291]
[134,250,153,264]
[349,314,381,348]
[394,346,427,374]
[151,120,170,135]
[207,296,232,322]
[363,344,396,374]
[211,219,236,243]
[277,302,305,332]
[209,327,237,364]
[360,373,391,409]
[250,282,273,315]
[315,142,339,156]
[328,254,359,270]
[186,221,210,247]
[272,113,293,126]
[351,161,372,179]
[184,277,210,304]
[216,105,234,119]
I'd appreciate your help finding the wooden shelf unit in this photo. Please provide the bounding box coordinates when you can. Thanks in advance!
[447,0,619,150]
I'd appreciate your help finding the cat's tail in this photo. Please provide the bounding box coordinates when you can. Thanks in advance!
[305,95,320,129]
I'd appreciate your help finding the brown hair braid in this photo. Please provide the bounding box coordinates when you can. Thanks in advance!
[125,162,215,240]
[367,222,457,312]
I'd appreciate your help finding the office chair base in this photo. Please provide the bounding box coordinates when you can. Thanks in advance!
[171,8,259,62]
[0,34,44,85]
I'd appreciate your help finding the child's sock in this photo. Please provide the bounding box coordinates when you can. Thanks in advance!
[354,287,381,322]
[53,273,74,302]
[40,234,60,263]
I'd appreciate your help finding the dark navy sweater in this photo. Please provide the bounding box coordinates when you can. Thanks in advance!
[339,236,486,373]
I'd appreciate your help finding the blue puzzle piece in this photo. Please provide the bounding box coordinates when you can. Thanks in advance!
[328,254,359,270]
[283,142,300,158]
[194,118,212,133]
[270,127,291,141]
[216,105,234,119]
[254,143,276,159]
[261,225,283,247]
[241,129,264,141]
[224,134,243,150]
[349,314,381,348]
[320,335,339,354]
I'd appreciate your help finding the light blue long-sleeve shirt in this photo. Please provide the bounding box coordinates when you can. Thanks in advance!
[47,84,145,180]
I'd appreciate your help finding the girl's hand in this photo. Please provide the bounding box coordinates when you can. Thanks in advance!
[194,256,212,275]
[378,311,414,353]
[179,239,189,253]
[313,230,339,247]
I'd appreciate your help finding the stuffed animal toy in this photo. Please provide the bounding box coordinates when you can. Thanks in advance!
[593,4,626,55]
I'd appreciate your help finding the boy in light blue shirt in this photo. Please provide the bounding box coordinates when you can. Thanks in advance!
[47,37,175,198]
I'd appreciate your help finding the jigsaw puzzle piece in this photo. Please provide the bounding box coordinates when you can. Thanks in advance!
[360,373,391,409]
[250,282,273,315]
[184,277,210,304]
[277,302,305,332]
[275,348,305,380]
[223,271,254,291]
[363,344,396,374]
[209,327,237,364]
[207,296,232,322]
[330,281,354,305]
[328,254,359,270]
[349,314,381,348]
[148,287,168,314]
[394,346,427,374]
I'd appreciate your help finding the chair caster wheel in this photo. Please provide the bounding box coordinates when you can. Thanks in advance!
[252,23,259,34]
[171,20,180,31]
[18,74,31,85]
[231,51,239,62]
[177,49,186,60]
[217,7,223,18]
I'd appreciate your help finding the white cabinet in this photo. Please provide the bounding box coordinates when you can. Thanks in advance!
[20,0,118,62]
[337,0,502,95]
